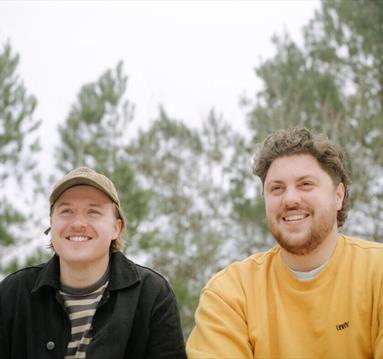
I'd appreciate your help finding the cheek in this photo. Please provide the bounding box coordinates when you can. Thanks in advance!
[264,196,279,215]
[310,193,336,212]
[49,220,63,251]
[95,219,118,238]
[50,217,63,235]
[50,217,71,241]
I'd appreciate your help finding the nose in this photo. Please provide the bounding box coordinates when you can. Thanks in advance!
[282,186,301,207]
[69,213,87,231]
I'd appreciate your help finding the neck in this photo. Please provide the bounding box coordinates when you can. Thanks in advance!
[59,255,110,288]
[280,231,338,272]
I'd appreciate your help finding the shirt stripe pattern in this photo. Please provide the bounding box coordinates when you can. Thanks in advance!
[60,276,109,359]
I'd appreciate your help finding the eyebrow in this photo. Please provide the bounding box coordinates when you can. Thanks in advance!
[266,175,319,185]
[55,202,104,208]
[296,175,319,182]
[55,202,71,208]
[88,203,103,208]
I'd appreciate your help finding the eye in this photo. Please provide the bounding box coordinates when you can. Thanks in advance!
[270,185,283,194]
[300,181,314,189]
[88,209,102,215]
[59,208,72,215]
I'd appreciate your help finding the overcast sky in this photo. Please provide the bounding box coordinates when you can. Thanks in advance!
[1,1,319,161]
[0,0,321,261]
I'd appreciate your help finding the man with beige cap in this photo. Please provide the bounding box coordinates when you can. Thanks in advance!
[0,166,186,359]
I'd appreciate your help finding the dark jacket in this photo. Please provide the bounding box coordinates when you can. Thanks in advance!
[0,252,186,359]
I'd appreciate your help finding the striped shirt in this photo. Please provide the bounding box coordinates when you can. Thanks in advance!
[60,270,109,359]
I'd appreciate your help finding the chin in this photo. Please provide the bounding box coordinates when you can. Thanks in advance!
[280,234,323,256]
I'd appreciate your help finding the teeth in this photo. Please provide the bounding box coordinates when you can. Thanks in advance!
[68,236,89,242]
[285,215,305,222]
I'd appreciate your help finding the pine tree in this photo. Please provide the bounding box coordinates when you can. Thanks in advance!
[245,0,383,241]
[55,61,149,249]
[0,42,41,270]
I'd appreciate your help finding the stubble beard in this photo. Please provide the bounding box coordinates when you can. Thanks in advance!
[267,206,337,256]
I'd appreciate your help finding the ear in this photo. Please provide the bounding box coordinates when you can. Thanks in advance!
[335,182,345,211]
[112,218,123,239]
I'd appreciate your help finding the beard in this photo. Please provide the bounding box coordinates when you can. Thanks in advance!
[267,205,337,256]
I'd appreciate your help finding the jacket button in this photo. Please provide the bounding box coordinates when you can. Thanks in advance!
[46,341,55,350]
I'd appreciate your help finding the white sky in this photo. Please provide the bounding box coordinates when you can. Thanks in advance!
[0,0,319,166]
[0,0,321,265]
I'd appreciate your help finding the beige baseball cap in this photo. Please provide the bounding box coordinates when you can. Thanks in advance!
[45,166,125,234]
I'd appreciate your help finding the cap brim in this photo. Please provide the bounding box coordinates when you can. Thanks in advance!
[50,178,117,205]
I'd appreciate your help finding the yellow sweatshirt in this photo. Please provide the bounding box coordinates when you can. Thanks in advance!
[187,235,383,359]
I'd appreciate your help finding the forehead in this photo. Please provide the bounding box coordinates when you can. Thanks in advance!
[54,185,113,205]
[265,154,330,183]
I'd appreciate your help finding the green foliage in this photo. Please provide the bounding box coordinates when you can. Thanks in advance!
[304,0,383,240]
[127,109,250,335]
[227,159,272,256]
[0,199,24,247]
[4,0,383,335]
[55,61,149,250]
[56,61,132,171]
[0,41,40,261]
[246,0,383,241]
[248,33,346,142]
[0,43,40,178]
[2,247,51,275]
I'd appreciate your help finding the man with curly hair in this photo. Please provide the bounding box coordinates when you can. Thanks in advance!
[187,127,383,358]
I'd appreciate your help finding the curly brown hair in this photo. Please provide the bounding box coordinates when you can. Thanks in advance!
[253,127,351,227]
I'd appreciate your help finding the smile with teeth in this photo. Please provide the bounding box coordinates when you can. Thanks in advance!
[283,214,308,222]
[67,236,91,242]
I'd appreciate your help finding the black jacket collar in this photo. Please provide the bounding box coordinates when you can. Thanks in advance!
[31,252,140,293]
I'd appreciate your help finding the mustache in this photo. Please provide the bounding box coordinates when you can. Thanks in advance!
[277,205,312,219]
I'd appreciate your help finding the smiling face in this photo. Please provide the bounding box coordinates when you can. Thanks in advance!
[50,185,122,272]
[264,154,344,256]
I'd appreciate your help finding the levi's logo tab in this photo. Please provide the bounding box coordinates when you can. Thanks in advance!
[336,321,349,331]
